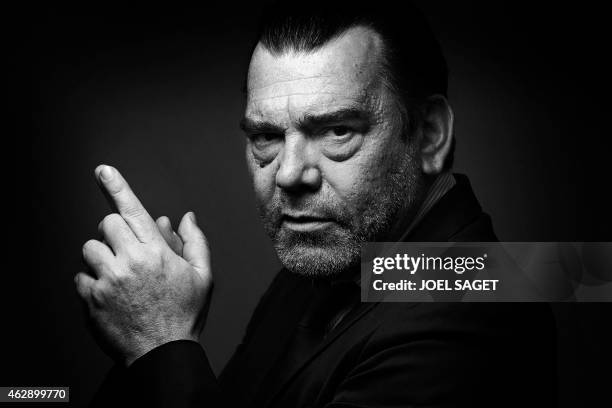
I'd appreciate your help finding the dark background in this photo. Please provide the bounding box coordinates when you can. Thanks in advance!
[17,1,611,406]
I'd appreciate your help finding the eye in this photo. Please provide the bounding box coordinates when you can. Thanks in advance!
[331,126,350,136]
[319,125,364,161]
[247,132,283,165]
[322,126,354,141]
[249,133,282,148]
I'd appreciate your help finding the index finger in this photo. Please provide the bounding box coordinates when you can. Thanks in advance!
[95,165,159,242]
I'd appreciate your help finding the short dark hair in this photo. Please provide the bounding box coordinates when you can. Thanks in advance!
[254,0,454,169]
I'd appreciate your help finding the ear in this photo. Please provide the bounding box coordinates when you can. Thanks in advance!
[419,95,454,175]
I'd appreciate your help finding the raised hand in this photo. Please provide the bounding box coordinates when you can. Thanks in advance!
[75,165,212,366]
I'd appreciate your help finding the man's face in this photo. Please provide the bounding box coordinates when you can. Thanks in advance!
[242,27,426,277]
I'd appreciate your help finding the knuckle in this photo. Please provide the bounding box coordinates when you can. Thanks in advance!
[89,285,107,307]
[128,248,158,270]
[124,205,146,220]
[108,182,125,197]
[100,213,121,231]
[127,252,146,270]
[124,241,166,272]
[102,213,121,227]
[107,270,128,286]
[82,239,98,257]
[148,241,166,258]
[106,212,122,224]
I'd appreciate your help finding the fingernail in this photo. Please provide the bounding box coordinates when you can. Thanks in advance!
[99,165,114,182]
[189,212,197,223]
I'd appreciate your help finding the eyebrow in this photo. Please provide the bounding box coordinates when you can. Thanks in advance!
[239,107,372,134]
[299,108,372,131]
[239,118,285,134]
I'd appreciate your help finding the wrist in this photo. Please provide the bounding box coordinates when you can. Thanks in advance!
[123,335,200,367]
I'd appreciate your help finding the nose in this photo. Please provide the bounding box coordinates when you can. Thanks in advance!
[276,134,322,192]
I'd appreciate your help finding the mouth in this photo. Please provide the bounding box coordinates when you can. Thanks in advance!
[281,214,335,232]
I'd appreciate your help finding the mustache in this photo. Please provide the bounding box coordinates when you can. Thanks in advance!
[260,194,352,228]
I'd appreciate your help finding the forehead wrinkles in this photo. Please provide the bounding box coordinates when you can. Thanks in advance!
[246,72,376,123]
[249,76,354,104]
[247,26,386,105]
[246,71,385,125]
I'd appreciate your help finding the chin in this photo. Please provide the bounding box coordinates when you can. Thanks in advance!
[274,232,360,277]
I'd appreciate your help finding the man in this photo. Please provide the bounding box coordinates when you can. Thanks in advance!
[77,2,557,407]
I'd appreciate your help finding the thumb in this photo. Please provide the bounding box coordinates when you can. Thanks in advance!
[177,212,210,277]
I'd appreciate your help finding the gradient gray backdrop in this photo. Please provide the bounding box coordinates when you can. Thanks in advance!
[23,2,611,407]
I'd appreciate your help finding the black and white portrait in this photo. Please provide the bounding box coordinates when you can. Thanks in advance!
[16,1,612,407]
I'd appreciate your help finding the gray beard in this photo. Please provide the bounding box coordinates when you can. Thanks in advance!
[257,147,427,277]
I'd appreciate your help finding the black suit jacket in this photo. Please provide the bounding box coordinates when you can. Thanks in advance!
[91,174,557,407]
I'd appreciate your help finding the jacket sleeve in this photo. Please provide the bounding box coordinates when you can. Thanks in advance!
[89,271,289,408]
[90,340,220,408]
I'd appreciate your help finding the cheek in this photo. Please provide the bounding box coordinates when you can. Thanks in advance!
[322,151,381,203]
[321,137,401,206]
